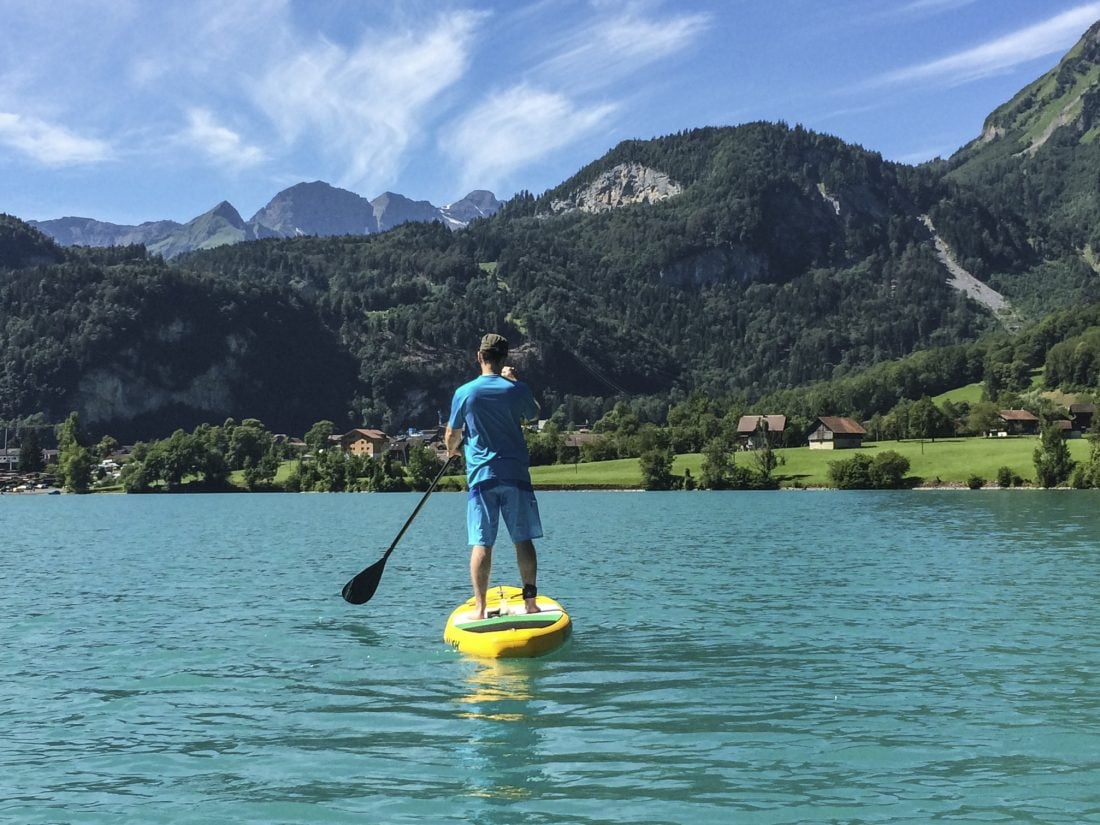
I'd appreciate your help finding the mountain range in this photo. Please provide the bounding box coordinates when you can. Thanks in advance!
[28,183,502,258]
[4,20,1100,441]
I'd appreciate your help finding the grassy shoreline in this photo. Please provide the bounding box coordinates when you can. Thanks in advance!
[87,434,1089,493]
[526,435,1093,490]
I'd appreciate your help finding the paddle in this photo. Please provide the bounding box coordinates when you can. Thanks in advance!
[341,455,455,605]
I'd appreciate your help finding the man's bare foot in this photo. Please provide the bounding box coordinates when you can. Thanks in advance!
[524,599,541,614]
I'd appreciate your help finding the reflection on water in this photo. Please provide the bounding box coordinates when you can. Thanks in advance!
[454,659,545,804]
[457,659,535,718]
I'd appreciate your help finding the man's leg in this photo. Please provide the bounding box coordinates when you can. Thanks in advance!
[470,544,492,619]
[514,539,540,614]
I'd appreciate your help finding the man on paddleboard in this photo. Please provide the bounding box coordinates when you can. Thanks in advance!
[445,333,543,620]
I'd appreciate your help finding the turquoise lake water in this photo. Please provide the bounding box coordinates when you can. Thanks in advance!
[4,490,1100,824]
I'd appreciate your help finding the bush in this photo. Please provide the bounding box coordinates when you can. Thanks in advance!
[995,465,1014,488]
[827,453,873,489]
[966,475,985,489]
[869,450,911,489]
[828,450,911,489]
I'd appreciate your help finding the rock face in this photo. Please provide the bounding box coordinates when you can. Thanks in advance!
[659,246,770,288]
[549,163,682,214]
[962,20,1100,157]
[441,190,501,227]
[370,192,446,232]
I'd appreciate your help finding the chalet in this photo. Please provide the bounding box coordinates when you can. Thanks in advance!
[807,416,866,450]
[736,415,787,449]
[340,428,389,458]
[996,409,1040,436]
[1053,419,1075,438]
[1070,403,1096,433]
[563,431,603,449]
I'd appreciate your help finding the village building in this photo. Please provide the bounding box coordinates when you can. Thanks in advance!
[1052,419,1075,438]
[1070,403,1096,434]
[387,427,446,464]
[807,416,867,450]
[736,415,787,449]
[339,428,389,458]
[995,409,1040,436]
[562,431,602,449]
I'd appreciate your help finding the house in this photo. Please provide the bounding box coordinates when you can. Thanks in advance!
[807,416,867,450]
[562,431,602,449]
[340,428,389,458]
[996,409,1040,436]
[1070,403,1096,433]
[0,448,18,471]
[1053,419,1075,438]
[736,415,787,449]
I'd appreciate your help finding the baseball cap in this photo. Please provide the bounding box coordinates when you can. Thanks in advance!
[479,333,509,357]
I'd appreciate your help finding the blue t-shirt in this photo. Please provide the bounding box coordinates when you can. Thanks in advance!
[448,374,539,487]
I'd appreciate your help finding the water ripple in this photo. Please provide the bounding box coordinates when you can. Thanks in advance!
[3,491,1100,823]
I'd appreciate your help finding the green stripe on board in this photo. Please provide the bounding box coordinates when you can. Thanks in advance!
[456,611,563,631]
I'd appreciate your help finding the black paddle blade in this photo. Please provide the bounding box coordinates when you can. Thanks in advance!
[341,556,388,605]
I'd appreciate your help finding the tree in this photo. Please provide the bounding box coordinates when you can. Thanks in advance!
[965,400,1001,436]
[94,435,119,460]
[1033,423,1075,488]
[639,448,675,490]
[304,420,336,455]
[700,438,734,489]
[56,412,93,493]
[191,423,230,487]
[18,427,44,472]
[242,447,280,491]
[751,419,779,481]
[1071,431,1100,489]
[908,396,949,442]
[408,446,444,490]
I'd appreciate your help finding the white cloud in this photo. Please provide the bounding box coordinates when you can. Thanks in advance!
[182,108,267,170]
[445,85,617,193]
[441,4,707,192]
[871,3,1100,88]
[253,11,483,192]
[0,112,111,166]
[895,0,979,15]
[538,8,709,92]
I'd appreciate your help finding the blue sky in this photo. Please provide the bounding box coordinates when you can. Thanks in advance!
[2,0,1099,225]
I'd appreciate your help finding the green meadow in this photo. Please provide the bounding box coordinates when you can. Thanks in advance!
[526,436,1093,489]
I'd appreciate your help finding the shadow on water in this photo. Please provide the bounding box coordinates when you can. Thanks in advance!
[316,618,386,649]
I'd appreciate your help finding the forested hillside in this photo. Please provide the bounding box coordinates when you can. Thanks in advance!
[4,23,1100,440]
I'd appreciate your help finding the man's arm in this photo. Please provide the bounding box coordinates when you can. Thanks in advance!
[444,425,464,457]
[502,366,541,418]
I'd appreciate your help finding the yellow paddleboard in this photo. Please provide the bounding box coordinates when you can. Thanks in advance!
[444,585,571,658]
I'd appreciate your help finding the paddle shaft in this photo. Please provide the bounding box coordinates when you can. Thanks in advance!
[341,454,455,604]
[380,454,455,563]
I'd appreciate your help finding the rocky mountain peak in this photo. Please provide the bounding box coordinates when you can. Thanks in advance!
[250,180,378,237]
[209,201,245,228]
[548,162,683,214]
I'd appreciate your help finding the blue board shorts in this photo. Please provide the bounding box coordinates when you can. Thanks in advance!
[467,480,543,547]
